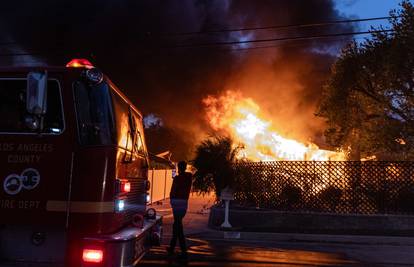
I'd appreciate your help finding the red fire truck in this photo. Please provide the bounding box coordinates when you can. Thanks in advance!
[0,59,162,267]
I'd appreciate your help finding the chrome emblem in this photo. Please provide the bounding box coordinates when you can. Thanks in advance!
[3,168,41,195]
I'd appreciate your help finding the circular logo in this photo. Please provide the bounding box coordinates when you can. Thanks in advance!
[3,174,23,195]
[3,168,41,195]
[21,168,40,190]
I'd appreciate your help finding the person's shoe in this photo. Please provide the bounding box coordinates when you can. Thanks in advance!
[166,246,174,255]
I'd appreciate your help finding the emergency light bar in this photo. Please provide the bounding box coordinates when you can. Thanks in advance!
[66,58,94,69]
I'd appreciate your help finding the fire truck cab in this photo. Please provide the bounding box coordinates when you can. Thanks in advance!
[0,59,162,267]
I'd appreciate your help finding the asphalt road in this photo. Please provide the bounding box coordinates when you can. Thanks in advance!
[141,234,414,267]
[140,195,414,267]
[140,237,361,267]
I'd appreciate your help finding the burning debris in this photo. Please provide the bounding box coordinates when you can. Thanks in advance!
[203,90,345,161]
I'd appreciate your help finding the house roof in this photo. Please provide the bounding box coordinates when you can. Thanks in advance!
[149,151,175,169]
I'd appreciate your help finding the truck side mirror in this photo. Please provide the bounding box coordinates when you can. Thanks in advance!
[26,71,48,115]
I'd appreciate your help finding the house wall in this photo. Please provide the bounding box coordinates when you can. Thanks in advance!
[148,169,173,203]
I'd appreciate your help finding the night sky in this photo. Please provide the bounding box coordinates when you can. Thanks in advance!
[0,0,411,159]
[336,0,411,22]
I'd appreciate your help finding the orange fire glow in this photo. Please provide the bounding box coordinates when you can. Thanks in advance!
[203,90,345,161]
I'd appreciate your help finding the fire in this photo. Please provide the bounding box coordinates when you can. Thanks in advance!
[203,90,345,161]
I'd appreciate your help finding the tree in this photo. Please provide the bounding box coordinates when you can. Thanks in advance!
[317,1,414,160]
[192,136,241,197]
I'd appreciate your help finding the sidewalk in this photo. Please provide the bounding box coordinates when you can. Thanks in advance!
[148,192,216,237]
[149,194,414,247]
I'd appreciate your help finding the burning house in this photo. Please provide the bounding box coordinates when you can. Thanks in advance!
[203,90,345,162]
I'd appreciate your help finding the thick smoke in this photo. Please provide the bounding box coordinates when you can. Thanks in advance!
[0,0,354,159]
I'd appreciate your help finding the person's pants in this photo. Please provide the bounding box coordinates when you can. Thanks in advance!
[169,199,188,252]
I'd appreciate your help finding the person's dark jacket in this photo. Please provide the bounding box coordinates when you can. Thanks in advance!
[170,172,192,200]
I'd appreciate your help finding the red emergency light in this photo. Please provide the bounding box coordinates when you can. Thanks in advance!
[122,181,131,193]
[82,248,104,263]
[116,179,131,194]
[66,58,94,69]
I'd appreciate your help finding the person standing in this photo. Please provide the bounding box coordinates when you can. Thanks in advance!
[167,161,192,258]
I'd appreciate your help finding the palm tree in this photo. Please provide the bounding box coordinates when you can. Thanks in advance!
[192,135,240,198]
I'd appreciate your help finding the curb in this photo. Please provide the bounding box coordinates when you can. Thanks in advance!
[209,206,414,237]
[188,230,414,246]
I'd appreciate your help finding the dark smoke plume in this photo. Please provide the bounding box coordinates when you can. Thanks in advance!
[0,0,354,159]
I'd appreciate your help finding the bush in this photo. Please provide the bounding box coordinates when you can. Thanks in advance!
[279,184,303,210]
[317,186,343,212]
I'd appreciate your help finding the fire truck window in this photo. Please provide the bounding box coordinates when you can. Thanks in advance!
[135,131,145,155]
[131,113,145,155]
[73,81,116,146]
[111,91,133,151]
[0,79,64,134]
[44,81,64,133]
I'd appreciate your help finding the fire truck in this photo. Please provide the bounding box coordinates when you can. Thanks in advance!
[0,59,162,267]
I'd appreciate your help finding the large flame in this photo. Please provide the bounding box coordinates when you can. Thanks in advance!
[203,91,345,161]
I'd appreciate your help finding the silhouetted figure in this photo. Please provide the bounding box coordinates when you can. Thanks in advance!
[167,161,192,259]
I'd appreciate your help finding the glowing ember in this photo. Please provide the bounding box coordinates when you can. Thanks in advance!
[203,90,345,161]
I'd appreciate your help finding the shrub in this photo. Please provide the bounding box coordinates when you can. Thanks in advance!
[317,186,343,212]
[279,184,303,210]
